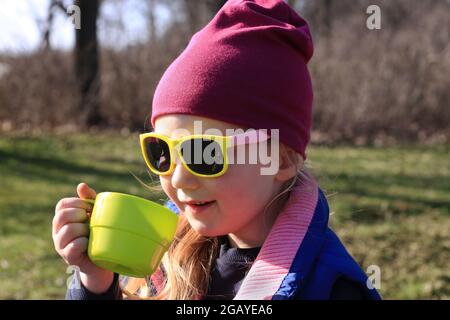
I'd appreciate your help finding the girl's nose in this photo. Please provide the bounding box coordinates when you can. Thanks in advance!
[171,162,200,190]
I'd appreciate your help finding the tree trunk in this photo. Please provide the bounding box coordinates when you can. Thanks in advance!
[75,0,102,127]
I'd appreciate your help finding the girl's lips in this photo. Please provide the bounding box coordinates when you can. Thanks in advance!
[185,201,216,214]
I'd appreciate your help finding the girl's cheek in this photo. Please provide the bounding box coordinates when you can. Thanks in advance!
[160,176,177,201]
[227,161,266,181]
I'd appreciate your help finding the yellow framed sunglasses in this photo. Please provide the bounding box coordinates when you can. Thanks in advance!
[139,129,270,178]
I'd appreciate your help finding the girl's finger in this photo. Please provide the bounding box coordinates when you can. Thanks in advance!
[53,208,88,235]
[55,197,93,214]
[55,223,90,251]
[77,183,97,201]
[62,237,89,264]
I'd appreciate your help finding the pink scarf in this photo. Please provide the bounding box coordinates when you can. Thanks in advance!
[234,172,318,299]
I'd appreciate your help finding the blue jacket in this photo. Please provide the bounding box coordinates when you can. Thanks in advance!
[272,189,381,300]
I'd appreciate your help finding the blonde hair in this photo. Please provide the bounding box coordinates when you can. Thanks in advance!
[123,146,311,299]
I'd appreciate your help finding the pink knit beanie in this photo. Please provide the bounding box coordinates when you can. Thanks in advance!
[151,0,314,159]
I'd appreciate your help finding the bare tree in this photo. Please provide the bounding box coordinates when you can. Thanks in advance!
[147,0,158,48]
[41,0,68,50]
[41,1,56,50]
[74,0,103,127]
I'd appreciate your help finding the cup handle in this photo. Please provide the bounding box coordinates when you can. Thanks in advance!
[82,198,95,206]
[82,199,95,223]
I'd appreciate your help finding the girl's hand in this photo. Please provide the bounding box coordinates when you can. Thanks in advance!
[52,183,114,294]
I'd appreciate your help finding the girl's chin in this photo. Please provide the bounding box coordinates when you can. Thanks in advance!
[188,220,222,238]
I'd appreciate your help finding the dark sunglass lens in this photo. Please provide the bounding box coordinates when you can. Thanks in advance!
[180,139,224,175]
[145,137,171,172]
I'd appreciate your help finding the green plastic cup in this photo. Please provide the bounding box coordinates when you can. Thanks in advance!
[84,192,179,278]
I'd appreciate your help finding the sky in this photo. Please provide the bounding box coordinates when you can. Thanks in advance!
[0,0,170,53]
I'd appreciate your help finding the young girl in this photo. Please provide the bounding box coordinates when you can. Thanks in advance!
[53,0,381,300]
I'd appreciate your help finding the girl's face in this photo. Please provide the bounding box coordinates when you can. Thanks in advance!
[154,114,297,248]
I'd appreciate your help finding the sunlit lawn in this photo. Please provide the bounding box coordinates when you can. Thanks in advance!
[0,132,448,299]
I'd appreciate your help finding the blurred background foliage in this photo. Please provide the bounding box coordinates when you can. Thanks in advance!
[0,0,448,144]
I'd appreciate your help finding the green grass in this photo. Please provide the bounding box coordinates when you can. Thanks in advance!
[0,132,449,299]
